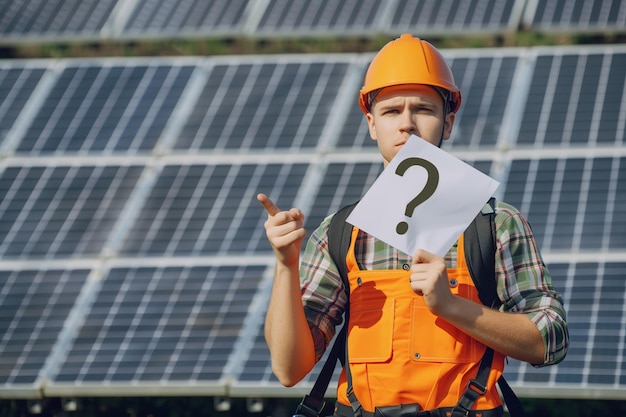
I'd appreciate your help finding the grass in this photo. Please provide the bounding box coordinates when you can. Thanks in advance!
[4,31,620,60]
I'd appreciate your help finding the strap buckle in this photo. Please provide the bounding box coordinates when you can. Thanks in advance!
[467,379,487,396]
[293,395,325,417]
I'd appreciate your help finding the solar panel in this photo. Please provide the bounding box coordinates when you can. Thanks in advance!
[0,67,46,147]
[254,0,383,35]
[7,0,626,45]
[0,269,88,390]
[0,0,117,39]
[519,50,626,146]
[503,156,626,251]
[505,261,626,394]
[120,162,309,256]
[3,0,626,44]
[523,0,626,33]
[16,63,195,154]
[122,0,248,36]
[0,165,143,259]
[389,0,522,34]
[50,264,267,390]
[174,59,351,151]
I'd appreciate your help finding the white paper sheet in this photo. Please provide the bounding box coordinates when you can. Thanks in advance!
[346,135,500,257]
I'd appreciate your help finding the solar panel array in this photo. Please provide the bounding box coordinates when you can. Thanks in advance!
[522,0,626,33]
[1,0,624,44]
[1,42,626,402]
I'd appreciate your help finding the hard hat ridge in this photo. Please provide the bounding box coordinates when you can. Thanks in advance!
[359,34,462,115]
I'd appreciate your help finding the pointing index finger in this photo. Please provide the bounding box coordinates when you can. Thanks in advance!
[257,193,280,216]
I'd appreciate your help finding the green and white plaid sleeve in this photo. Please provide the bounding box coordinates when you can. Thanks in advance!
[494,202,569,366]
[300,214,348,362]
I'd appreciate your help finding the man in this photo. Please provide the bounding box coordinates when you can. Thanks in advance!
[258,34,568,417]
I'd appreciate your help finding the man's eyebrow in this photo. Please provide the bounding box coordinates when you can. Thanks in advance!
[374,101,400,111]
[376,96,440,110]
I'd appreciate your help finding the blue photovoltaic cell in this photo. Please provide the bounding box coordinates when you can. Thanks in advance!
[0,269,88,385]
[449,55,518,148]
[120,163,308,256]
[612,160,626,248]
[52,265,266,383]
[0,165,143,259]
[519,52,626,146]
[529,0,626,30]
[555,262,611,385]
[589,272,622,384]
[237,330,278,383]
[503,157,626,251]
[123,0,248,33]
[175,61,349,151]
[17,65,194,154]
[0,67,45,144]
[599,53,626,144]
[391,0,517,31]
[256,0,381,32]
[304,162,383,233]
[503,261,609,386]
[1,0,624,43]
[0,0,117,36]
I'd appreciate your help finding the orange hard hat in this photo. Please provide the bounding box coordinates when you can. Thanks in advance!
[359,34,462,114]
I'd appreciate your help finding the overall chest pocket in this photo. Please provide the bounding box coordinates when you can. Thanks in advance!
[408,283,482,364]
[348,296,395,363]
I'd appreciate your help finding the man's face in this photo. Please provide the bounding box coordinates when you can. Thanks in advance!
[366,84,455,167]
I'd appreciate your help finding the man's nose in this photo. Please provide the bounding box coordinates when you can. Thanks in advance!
[399,112,417,134]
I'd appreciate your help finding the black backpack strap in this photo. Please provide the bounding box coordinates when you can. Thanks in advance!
[461,197,526,417]
[464,197,498,308]
[294,203,358,417]
[497,374,526,417]
[327,202,359,287]
[294,325,347,417]
[451,347,494,417]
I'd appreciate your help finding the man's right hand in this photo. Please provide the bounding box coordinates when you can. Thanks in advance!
[257,194,315,386]
[257,193,307,266]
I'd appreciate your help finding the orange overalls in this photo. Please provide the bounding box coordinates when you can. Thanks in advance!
[334,227,505,414]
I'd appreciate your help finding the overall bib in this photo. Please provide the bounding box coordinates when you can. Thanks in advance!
[334,227,505,415]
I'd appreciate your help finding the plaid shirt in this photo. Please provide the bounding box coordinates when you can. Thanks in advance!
[300,201,569,367]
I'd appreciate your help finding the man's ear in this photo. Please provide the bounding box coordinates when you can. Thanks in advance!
[442,112,455,141]
[366,112,377,141]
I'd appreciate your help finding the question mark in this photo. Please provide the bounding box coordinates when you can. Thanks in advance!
[395,157,439,235]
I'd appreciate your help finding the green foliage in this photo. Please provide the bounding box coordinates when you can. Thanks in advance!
[5,31,617,60]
